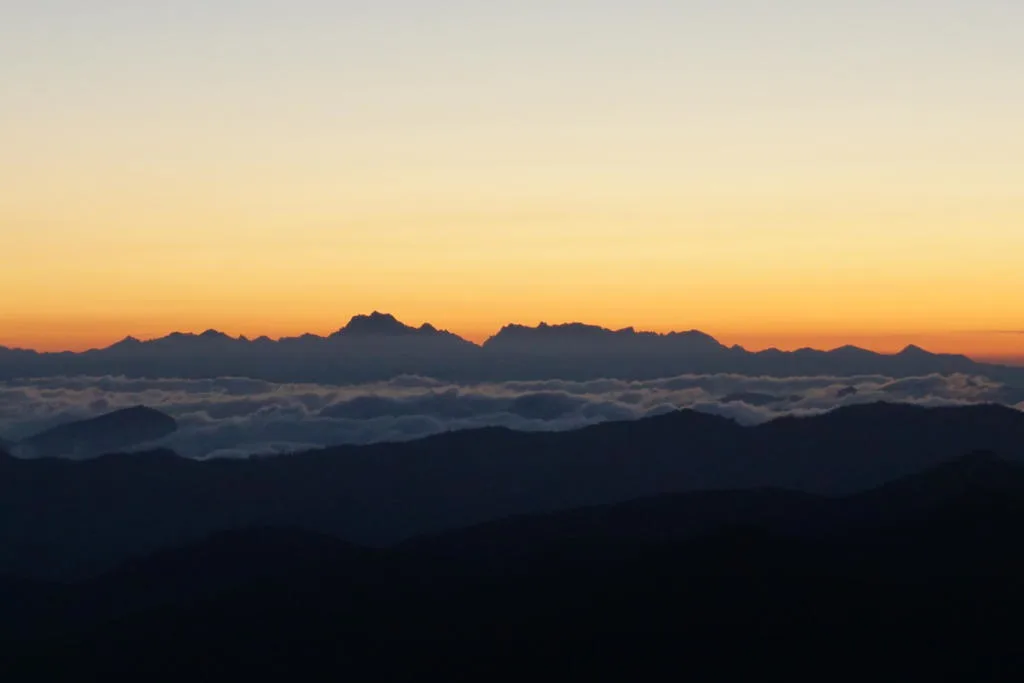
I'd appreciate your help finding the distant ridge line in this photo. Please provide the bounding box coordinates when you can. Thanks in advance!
[2,311,1022,386]
[0,311,975,358]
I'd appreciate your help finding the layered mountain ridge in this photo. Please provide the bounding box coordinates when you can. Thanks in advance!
[3,401,1024,579]
[1,312,1019,384]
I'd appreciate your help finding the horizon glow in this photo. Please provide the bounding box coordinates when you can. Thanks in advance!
[1,312,1022,366]
[2,2,1022,361]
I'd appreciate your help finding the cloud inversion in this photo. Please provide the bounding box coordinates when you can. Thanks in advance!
[0,373,1019,459]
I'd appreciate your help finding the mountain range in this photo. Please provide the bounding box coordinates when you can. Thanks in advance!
[2,312,1021,384]
[3,401,1023,580]
[5,450,1024,677]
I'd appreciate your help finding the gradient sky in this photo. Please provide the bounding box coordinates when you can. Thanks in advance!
[2,1,1022,360]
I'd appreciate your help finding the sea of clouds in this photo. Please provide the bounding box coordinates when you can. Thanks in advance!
[1,373,1021,459]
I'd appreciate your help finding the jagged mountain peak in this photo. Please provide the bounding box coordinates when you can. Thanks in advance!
[199,329,232,340]
[109,335,143,348]
[831,344,875,355]
[328,312,465,341]
[485,322,726,352]
[334,312,420,337]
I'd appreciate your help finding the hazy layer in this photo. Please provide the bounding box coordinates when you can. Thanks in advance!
[2,373,1019,458]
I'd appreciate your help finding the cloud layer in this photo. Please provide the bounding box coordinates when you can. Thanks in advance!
[1,373,1021,459]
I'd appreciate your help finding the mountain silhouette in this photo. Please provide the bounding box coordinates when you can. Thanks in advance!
[856,449,1024,504]
[485,322,725,352]
[331,311,451,338]
[3,402,1024,580]
[6,452,1024,678]
[2,312,1021,384]
[404,450,1024,572]
[12,406,177,460]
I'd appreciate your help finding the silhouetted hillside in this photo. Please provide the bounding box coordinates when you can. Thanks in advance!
[12,405,177,458]
[2,312,1022,384]
[6,453,1024,678]
[11,406,177,460]
[3,402,1024,580]
[404,450,1024,574]
[401,487,828,575]
[849,449,1024,516]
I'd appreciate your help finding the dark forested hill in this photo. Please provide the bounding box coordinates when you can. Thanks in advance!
[5,452,1024,678]
[3,402,1024,580]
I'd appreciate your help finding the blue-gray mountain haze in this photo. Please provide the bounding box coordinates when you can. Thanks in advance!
[2,313,1022,458]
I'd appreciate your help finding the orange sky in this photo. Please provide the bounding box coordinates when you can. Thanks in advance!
[1,312,1021,365]
[2,3,1022,362]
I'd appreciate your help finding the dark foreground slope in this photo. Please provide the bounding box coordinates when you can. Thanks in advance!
[4,453,1024,679]
[2,402,1024,579]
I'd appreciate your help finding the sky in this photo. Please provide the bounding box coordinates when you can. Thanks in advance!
[2,1,1022,361]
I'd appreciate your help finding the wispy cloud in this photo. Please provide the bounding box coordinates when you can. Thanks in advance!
[0,373,1018,459]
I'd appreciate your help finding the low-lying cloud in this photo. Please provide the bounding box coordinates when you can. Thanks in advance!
[1,373,1021,458]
